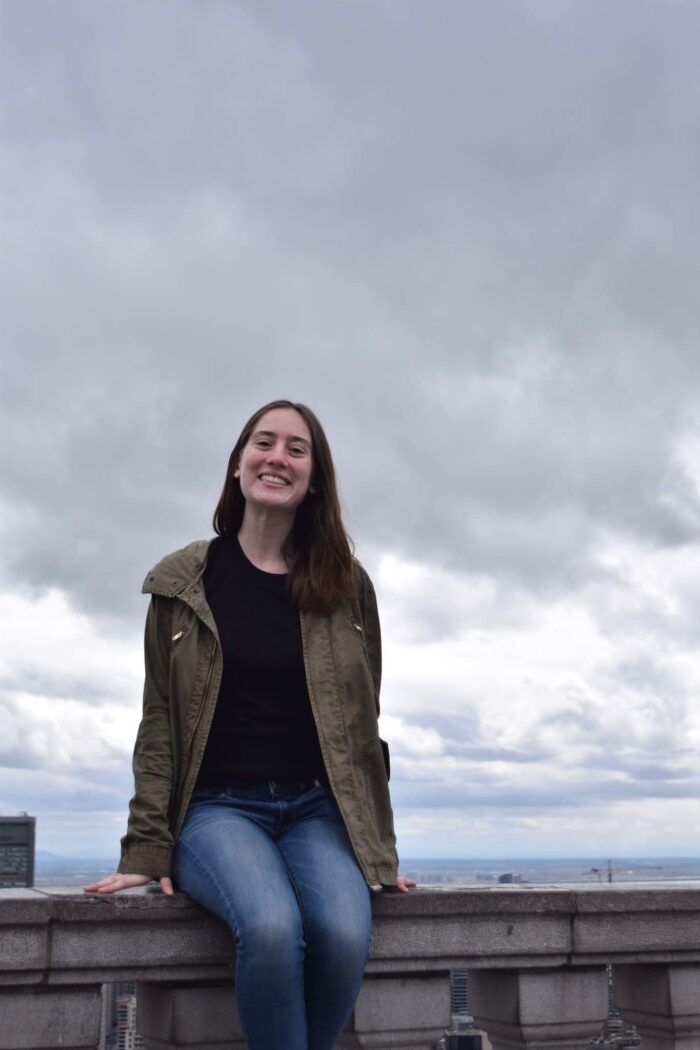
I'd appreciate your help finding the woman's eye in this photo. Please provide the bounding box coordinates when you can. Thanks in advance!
[289,446,306,456]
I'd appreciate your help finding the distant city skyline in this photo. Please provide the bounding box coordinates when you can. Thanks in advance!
[33,850,700,891]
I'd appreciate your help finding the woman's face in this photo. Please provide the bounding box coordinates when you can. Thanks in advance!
[235,408,314,515]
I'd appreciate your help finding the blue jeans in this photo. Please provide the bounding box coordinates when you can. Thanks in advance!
[172,779,372,1050]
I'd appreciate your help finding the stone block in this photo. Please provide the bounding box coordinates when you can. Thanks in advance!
[0,890,52,984]
[0,889,53,924]
[50,916,233,974]
[0,985,102,1049]
[574,911,700,955]
[372,913,571,964]
[51,890,200,924]
[137,982,246,1049]
[0,924,48,983]
[573,885,700,914]
[614,963,700,1050]
[351,972,450,1031]
[470,966,608,1050]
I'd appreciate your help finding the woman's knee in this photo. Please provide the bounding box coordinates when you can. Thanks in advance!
[237,907,305,961]
[304,910,371,964]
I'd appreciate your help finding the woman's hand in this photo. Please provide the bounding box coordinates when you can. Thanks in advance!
[384,875,417,893]
[83,873,174,895]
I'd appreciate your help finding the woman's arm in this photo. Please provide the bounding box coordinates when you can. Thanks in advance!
[85,595,176,894]
[117,595,176,879]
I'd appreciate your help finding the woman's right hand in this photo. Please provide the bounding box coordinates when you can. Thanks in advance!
[83,873,174,895]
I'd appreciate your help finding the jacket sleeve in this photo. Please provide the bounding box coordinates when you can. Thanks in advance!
[356,565,382,716]
[118,595,175,879]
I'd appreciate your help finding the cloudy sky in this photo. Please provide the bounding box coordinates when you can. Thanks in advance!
[2,0,699,862]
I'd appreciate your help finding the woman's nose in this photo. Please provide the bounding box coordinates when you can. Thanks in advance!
[266,443,288,464]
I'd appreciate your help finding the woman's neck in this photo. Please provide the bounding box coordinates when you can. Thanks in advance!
[237,508,294,574]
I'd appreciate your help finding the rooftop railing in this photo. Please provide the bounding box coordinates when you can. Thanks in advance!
[2,883,699,1049]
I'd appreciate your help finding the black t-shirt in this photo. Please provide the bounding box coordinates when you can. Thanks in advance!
[196,535,327,784]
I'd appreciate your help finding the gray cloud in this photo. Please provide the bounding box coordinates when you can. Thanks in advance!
[391,773,700,811]
[3,0,700,621]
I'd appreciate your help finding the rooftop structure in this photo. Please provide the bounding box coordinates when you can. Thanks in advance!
[0,814,35,888]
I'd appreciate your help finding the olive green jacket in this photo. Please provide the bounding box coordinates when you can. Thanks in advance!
[118,540,399,886]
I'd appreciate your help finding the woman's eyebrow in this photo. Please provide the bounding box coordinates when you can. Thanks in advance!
[253,429,310,447]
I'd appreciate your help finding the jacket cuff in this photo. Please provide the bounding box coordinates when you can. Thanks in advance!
[118,843,172,880]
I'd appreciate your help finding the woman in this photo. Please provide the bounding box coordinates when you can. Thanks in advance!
[85,399,415,1050]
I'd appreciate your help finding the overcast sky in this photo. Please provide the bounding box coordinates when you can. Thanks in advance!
[2,0,699,863]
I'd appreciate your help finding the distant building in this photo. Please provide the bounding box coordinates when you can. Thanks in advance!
[434,971,484,1050]
[100,982,144,1050]
[498,872,521,884]
[115,983,144,1050]
[590,965,641,1048]
[0,814,35,887]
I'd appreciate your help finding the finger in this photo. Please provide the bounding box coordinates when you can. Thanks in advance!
[160,877,174,896]
[94,875,132,894]
[83,876,117,892]
[398,876,417,889]
[96,879,124,893]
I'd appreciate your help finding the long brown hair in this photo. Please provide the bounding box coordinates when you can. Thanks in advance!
[212,400,356,613]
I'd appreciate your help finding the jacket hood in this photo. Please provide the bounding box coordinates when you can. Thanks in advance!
[142,539,214,597]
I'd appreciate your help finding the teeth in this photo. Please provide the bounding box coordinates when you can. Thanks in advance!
[259,474,288,486]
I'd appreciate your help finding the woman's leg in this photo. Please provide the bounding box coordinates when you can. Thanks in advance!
[172,791,309,1050]
[277,788,373,1050]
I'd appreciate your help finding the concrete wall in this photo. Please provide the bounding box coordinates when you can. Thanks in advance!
[1,884,699,1049]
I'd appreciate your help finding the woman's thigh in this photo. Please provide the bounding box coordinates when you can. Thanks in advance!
[277,790,372,948]
[172,796,304,946]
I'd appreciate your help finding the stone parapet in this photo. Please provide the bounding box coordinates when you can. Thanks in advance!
[1,883,699,1049]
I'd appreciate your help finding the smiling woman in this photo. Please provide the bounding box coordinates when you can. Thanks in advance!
[84,399,414,1050]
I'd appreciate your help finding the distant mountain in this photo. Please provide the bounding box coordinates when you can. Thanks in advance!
[36,850,117,862]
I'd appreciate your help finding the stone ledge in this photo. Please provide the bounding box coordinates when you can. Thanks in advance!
[2,887,700,1050]
[2,883,699,989]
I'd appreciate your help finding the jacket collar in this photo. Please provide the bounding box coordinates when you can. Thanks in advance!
[142,539,214,598]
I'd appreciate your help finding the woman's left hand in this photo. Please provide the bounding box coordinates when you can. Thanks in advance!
[385,875,417,893]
